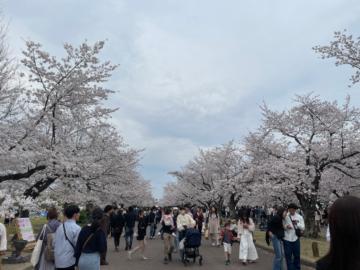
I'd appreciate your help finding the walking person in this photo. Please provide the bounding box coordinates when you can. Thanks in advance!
[283,203,305,270]
[161,208,174,264]
[206,207,220,246]
[75,208,107,270]
[266,207,287,270]
[238,210,258,265]
[35,207,61,270]
[128,210,149,260]
[100,205,113,265]
[220,221,234,265]
[176,206,196,260]
[124,206,136,250]
[111,207,125,252]
[148,207,157,239]
[316,196,360,270]
[194,207,204,234]
[172,207,179,252]
[54,205,81,270]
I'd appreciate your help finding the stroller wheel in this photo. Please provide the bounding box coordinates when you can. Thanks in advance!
[199,256,203,266]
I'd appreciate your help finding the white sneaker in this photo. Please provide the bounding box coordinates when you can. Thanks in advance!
[128,251,132,260]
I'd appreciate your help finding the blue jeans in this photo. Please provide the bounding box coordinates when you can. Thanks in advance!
[272,235,283,270]
[78,252,100,270]
[150,223,156,238]
[125,227,134,249]
[283,239,301,270]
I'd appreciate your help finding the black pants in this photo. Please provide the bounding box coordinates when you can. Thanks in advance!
[113,227,123,247]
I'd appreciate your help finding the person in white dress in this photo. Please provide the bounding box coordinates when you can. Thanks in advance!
[238,211,258,265]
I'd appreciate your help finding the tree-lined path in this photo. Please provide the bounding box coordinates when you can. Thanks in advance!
[104,238,313,270]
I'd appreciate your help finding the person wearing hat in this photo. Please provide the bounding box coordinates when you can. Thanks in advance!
[283,203,305,270]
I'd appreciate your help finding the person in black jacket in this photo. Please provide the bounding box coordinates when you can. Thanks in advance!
[316,196,360,270]
[111,208,125,252]
[75,208,107,270]
[124,206,137,250]
[148,207,157,239]
[266,207,286,270]
[128,210,149,260]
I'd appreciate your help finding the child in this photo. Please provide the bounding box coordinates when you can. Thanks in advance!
[220,222,234,265]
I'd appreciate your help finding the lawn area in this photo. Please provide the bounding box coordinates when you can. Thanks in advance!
[253,230,329,263]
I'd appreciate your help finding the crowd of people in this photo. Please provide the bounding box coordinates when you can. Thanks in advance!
[0,193,359,270]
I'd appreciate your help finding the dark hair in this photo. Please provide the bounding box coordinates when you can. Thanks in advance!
[47,207,58,220]
[64,205,80,219]
[224,221,231,227]
[211,207,218,218]
[138,210,144,216]
[104,205,113,213]
[322,196,360,270]
[179,206,185,211]
[128,206,133,212]
[164,208,171,215]
[91,208,104,230]
[288,203,298,210]
[276,207,286,218]
[239,209,250,224]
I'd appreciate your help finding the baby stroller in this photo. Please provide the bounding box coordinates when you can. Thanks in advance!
[181,228,203,266]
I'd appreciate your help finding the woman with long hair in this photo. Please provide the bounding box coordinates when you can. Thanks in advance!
[128,210,149,260]
[206,207,220,246]
[75,208,107,270]
[316,196,360,270]
[266,207,287,270]
[238,210,258,265]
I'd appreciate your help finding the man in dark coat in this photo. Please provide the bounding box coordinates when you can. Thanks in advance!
[100,205,114,265]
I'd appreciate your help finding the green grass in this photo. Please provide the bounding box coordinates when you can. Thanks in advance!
[254,230,329,263]
[3,217,47,239]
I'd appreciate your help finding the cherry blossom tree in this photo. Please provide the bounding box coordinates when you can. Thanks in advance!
[248,94,360,237]
[314,30,360,85]
[0,30,154,203]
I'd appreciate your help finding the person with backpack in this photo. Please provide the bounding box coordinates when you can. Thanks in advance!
[35,207,61,270]
[54,205,81,270]
[75,208,107,270]
[283,203,305,270]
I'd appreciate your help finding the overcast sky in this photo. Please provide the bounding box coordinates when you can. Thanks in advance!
[4,0,360,198]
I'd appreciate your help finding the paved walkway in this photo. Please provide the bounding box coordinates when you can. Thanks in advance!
[104,237,313,270]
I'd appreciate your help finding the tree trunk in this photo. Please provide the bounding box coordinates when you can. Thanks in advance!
[228,193,239,218]
[296,193,318,238]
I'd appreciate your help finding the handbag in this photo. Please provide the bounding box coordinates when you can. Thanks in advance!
[290,216,304,238]
[204,229,209,240]
[31,225,47,266]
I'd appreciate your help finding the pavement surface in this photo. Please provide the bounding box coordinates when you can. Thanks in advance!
[103,237,314,270]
